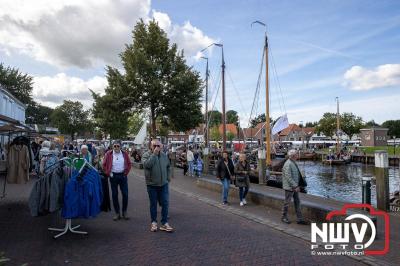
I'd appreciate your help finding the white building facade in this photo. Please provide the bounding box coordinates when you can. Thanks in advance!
[0,86,26,125]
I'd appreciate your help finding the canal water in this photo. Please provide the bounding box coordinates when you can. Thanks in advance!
[300,161,400,206]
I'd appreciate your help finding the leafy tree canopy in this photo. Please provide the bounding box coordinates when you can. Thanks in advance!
[51,100,92,140]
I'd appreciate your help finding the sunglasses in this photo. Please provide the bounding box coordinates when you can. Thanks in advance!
[153,145,160,148]
[113,145,120,148]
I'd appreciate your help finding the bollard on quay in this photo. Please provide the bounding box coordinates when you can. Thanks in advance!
[374,151,389,211]
[362,176,372,207]
[203,147,209,175]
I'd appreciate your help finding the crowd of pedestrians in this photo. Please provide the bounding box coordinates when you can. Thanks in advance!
[27,137,308,231]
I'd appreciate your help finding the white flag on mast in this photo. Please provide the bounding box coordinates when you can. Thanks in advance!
[272,114,289,135]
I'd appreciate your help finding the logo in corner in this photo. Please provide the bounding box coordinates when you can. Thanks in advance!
[310,204,390,256]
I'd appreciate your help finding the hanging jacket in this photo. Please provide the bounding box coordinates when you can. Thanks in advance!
[7,144,30,184]
[62,168,103,219]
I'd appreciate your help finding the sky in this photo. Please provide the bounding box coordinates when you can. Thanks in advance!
[0,0,399,127]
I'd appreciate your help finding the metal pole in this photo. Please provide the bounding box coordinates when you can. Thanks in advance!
[221,46,227,151]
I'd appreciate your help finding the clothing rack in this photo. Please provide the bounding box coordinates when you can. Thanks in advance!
[48,157,96,239]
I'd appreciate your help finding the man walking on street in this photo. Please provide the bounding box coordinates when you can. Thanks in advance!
[103,140,132,221]
[186,147,194,176]
[281,149,308,225]
[142,140,174,232]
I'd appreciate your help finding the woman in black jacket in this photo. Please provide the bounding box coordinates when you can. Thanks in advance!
[216,151,235,205]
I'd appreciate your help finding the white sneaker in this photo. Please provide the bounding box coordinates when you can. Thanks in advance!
[150,222,158,232]
[240,201,244,207]
[243,199,247,205]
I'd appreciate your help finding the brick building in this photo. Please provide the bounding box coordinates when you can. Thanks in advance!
[360,128,389,146]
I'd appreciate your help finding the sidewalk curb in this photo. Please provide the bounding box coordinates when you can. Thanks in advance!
[132,172,385,266]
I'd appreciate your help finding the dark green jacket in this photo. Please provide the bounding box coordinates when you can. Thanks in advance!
[142,151,171,186]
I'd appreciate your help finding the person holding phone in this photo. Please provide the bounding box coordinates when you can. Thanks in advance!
[142,140,173,232]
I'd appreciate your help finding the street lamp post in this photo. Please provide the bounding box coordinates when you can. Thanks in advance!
[394,136,396,156]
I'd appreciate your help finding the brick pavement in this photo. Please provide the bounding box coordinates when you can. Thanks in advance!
[0,171,365,266]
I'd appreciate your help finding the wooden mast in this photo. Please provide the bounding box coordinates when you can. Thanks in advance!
[221,46,227,151]
[265,34,271,166]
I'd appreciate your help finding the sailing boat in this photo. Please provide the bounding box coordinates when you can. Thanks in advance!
[323,97,351,165]
[248,21,291,188]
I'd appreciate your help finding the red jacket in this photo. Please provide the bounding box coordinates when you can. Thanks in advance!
[102,150,132,177]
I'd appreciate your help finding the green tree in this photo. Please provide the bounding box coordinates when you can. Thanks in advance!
[51,100,91,140]
[226,131,235,141]
[365,120,380,127]
[210,126,221,141]
[305,121,317,127]
[128,113,145,136]
[103,19,203,138]
[208,110,222,127]
[0,63,33,105]
[316,112,337,138]
[92,91,129,139]
[382,120,400,137]
[340,112,364,139]
[250,114,265,128]
[25,103,54,125]
[226,110,239,125]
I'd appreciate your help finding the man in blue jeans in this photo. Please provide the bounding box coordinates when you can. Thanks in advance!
[142,140,174,232]
[103,140,132,221]
[216,151,235,205]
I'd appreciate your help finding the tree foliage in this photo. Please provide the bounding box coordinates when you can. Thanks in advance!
[128,113,145,136]
[0,63,33,105]
[316,112,364,138]
[208,110,222,127]
[305,121,318,127]
[250,114,265,128]
[51,100,92,139]
[382,120,400,137]
[226,131,235,141]
[97,19,203,138]
[316,112,337,137]
[25,103,54,125]
[226,110,239,125]
[340,112,364,139]
[92,90,129,139]
[365,120,380,127]
[210,126,221,141]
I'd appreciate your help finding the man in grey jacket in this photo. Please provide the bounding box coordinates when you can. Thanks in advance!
[142,140,173,232]
[281,149,308,225]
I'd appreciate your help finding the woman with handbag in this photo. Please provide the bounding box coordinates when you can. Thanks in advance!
[234,153,250,206]
[216,151,235,205]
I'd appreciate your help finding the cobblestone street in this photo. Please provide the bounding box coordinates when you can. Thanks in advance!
[0,171,364,266]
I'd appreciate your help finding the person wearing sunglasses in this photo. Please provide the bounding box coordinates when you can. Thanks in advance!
[102,140,132,221]
[142,140,173,232]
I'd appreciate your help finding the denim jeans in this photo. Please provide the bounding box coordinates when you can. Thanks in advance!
[239,186,249,201]
[147,183,169,225]
[221,178,230,203]
[110,173,128,214]
[188,161,194,175]
[282,190,303,222]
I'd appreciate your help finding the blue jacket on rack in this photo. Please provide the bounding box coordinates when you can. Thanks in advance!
[62,168,103,219]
